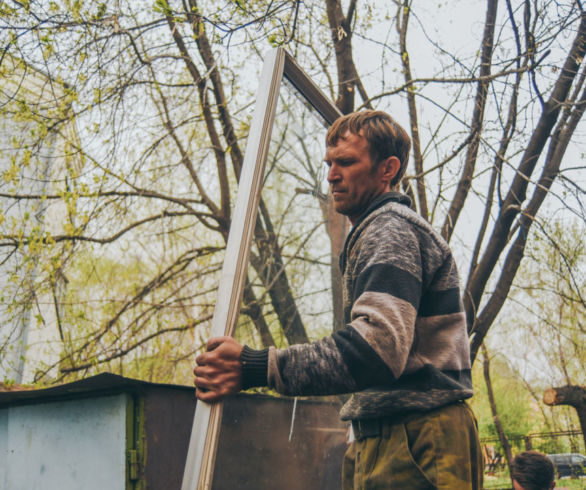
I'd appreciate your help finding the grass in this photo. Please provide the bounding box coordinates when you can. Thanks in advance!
[483,473,586,489]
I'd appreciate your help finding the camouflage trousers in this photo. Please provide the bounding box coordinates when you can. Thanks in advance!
[342,402,483,489]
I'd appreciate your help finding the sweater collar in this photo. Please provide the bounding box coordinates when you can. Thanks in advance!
[339,192,411,273]
[352,191,411,229]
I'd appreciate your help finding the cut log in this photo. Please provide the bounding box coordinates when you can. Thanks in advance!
[543,385,586,445]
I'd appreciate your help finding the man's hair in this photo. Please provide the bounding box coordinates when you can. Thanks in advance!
[511,451,555,490]
[325,110,411,188]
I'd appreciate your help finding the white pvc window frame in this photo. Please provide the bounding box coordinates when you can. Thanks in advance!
[181,47,342,490]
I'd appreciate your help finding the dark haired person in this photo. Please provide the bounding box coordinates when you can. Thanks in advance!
[194,110,482,488]
[511,451,556,490]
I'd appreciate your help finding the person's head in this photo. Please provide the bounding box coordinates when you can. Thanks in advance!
[511,451,556,490]
[324,111,411,224]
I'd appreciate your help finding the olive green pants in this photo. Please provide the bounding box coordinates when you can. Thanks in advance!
[342,402,483,489]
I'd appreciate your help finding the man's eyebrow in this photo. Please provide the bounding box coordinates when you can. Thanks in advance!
[336,157,355,163]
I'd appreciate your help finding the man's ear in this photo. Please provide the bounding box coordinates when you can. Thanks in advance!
[380,156,401,187]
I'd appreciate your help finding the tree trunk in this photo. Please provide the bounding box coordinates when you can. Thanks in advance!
[325,194,349,332]
[325,0,358,114]
[482,344,514,483]
[397,0,429,220]
[324,0,365,333]
[441,0,498,242]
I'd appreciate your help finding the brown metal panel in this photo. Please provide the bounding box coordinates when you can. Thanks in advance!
[213,395,347,490]
[142,387,197,490]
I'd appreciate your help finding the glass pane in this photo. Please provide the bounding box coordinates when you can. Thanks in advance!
[238,82,333,347]
[213,78,348,489]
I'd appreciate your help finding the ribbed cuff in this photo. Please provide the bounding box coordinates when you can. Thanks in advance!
[240,345,269,390]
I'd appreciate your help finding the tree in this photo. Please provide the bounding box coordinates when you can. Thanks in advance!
[387,1,586,363]
[500,218,586,443]
[1,0,584,385]
[0,0,332,383]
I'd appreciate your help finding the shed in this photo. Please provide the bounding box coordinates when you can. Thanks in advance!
[0,373,347,489]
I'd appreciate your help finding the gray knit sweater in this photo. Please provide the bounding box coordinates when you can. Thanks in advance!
[240,192,473,421]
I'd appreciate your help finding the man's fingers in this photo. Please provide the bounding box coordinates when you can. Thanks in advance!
[194,375,237,403]
[194,369,239,388]
[194,353,206,368]
[193,374,214,390]
[206,336,229,351]
[195,343,220,366]
[192,337,243,401]
[193,363,216,377]
[194,357,239,375]
[196,388,222,403]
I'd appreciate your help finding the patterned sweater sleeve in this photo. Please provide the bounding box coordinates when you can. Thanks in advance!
[241,211,423,396]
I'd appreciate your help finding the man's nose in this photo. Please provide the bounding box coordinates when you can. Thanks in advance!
[327,164,339,183]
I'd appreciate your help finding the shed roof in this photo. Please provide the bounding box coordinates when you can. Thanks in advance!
[0,372,194,408]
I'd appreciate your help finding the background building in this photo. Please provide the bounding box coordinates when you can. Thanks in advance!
[0,54,81,383]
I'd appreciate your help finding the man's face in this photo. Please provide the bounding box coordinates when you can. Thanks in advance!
[325,131,390,225]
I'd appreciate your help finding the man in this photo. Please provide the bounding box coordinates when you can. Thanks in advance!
[194,110,482,489]
[511,451,556,490]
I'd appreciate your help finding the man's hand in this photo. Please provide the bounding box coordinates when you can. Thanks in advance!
[193,336,243,403]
